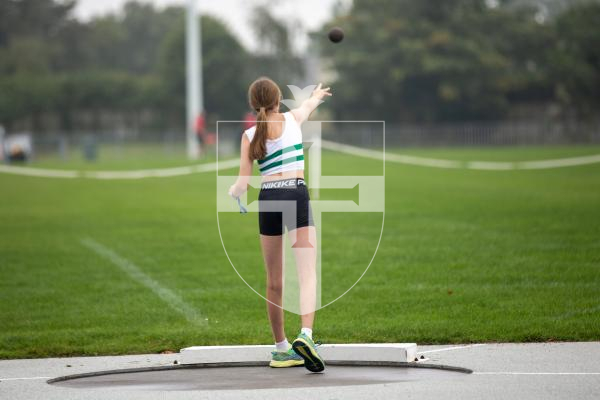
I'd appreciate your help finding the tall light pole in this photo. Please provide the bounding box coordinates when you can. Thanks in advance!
[186,0,203,160]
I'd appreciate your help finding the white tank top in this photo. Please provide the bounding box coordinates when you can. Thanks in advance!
[244,112,304,176]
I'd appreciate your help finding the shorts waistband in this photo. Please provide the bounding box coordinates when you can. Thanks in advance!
[261,178,306,190]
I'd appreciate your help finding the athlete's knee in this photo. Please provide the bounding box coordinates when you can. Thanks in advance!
[267,278,283,294]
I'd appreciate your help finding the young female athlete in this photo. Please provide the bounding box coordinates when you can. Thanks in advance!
[229,77,332,373]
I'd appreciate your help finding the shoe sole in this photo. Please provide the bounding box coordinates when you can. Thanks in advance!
[292,338,325,373]
[269,359,305,368]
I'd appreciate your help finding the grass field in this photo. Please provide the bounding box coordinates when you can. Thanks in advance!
[30,143,205,171]
[1,145,599,359]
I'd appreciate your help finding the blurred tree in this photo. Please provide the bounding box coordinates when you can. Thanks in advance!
[318,0,556,122]
[248,4,304,85]
[0,0,76,73]
[120,2,183,74]
[79,2,184,74]
[0,0,76,47]
[0,37,55,74]
[498,0,600,21]
[0,1,250,131]
[0,74,61,130]
[2,0,597,132]
[548,2,600,116]
[157,15,250,126]
[0,0,77,129]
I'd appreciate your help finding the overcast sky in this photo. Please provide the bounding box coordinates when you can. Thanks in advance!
[73,0,347,52]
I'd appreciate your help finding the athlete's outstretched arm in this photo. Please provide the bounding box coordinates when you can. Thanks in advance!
[291,83,332,125]
[229,133,252,198]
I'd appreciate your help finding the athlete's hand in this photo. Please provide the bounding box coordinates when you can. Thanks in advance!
[291,83,332,124]
[228,184,245,199]
[311,83,332,101]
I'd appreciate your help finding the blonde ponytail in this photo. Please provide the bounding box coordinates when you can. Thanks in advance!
[250,107,268,160]
[247,77,282,160]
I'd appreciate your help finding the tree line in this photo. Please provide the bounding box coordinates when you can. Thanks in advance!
[320,0,600,123]
[0,0,301,133]
[0,0,599,134]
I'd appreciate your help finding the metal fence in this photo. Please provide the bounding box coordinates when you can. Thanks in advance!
[7,119,600,164]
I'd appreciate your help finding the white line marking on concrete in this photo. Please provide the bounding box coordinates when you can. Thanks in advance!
[474,372,600,376]
[418,344,487,355]
[321,140,600,170]
[0,159,239,180]
[81,238,206,326]
[0,377,52,381]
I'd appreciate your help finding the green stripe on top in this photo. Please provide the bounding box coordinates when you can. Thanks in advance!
[260,155,305,172]
[258,143,303,165]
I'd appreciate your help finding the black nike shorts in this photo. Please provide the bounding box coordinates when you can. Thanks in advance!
[258,178,314,236]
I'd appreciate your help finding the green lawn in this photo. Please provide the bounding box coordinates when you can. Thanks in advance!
[1,145,599,359]
[30,143,216,171]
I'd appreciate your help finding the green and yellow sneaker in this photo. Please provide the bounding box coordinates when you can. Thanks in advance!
[269,347,305,368]
[292,333,325,373]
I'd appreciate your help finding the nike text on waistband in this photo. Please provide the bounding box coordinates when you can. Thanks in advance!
[261,179,306,190]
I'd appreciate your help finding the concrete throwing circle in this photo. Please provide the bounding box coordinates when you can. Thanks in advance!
[48,361,472,391]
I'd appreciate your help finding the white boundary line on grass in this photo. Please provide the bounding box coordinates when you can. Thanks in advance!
[322,140,463,169]
[418,344,487,355]
[0,159,239,180]
[80,238,206,326]
[0,164,80,178]
[321,140,600,170]
[83,158,239,179]
[1,141,600,179]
